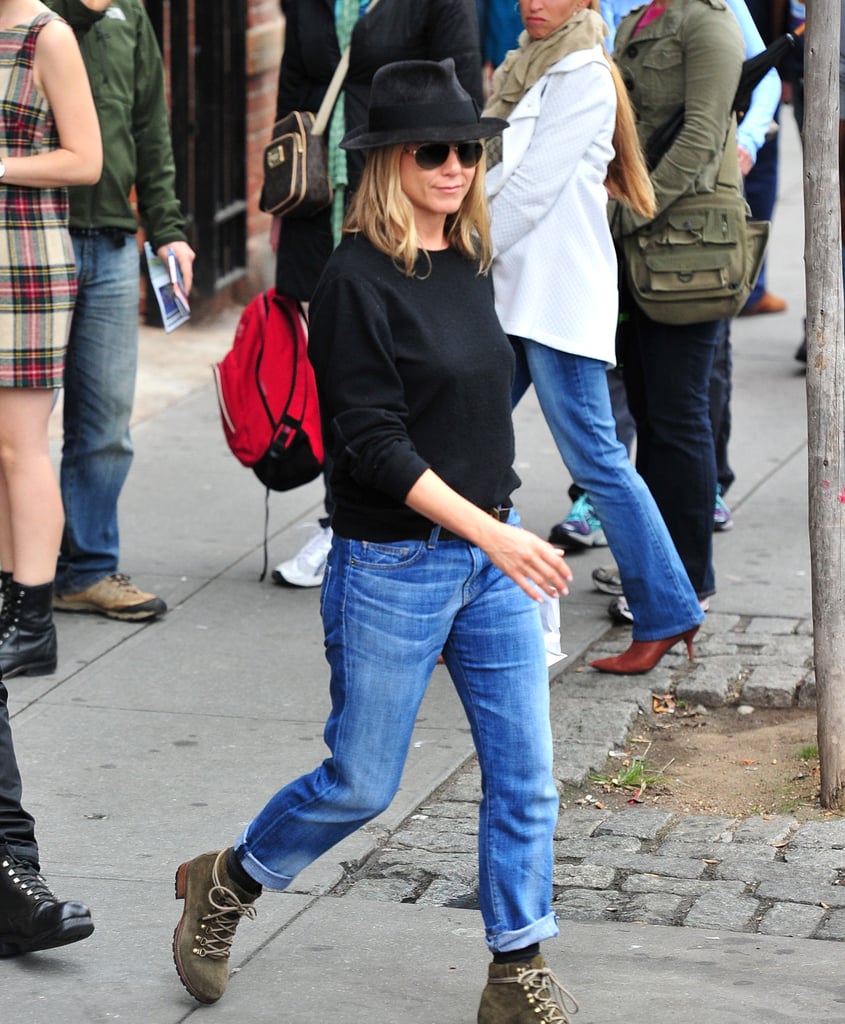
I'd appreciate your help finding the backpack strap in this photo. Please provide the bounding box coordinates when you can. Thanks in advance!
[257,294,310,582]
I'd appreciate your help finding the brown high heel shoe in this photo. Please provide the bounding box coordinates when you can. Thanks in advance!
[590,625,699,675]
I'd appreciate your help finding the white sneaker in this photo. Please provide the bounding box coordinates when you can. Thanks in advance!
[271,526,332,588]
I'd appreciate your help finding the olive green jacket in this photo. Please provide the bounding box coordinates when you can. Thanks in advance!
[45,0,186,247]
[612,0,745,236]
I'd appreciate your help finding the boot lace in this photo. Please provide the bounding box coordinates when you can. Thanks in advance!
[490,963,579,1023]
[109,573,144,594]
[2,855,57,903]
[0,589,22,642]
[193,881,257,959]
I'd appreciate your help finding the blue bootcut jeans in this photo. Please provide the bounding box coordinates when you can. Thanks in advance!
[236,517,560,953]
[55,233,140,595]
[511,338,704,638]
[742,114,780,310]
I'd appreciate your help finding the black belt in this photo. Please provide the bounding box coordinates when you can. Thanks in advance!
[69,227,132,247]
[425,505,512,543]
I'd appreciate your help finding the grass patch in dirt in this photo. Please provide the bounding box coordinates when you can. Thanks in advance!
[567,704,844,822]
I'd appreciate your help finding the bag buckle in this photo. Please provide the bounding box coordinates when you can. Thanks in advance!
[267,146,286,169]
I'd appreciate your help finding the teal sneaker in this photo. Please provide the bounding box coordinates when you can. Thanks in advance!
[713,488,733,532]
[548,494,607,549]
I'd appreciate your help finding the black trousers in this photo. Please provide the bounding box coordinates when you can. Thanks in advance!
[0,679,38,866]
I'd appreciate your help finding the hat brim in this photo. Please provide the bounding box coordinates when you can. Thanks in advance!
[341,116,508,151]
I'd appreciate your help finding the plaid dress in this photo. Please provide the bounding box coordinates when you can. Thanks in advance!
[0,12,76,388]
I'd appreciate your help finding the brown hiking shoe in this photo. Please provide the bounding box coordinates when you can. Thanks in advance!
[53,574,166,621]
[477,954,579,1024]
[172,849,259,1004]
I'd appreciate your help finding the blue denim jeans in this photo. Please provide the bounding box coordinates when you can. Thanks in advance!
[742,117,780,308]
[619,310,719,598]
[511,339,703,640]
[236,519,560,953]
[55,234,140,594]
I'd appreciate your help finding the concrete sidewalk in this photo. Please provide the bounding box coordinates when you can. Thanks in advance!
[4,116,835,1023]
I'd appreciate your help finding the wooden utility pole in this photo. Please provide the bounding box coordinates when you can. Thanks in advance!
[803,0,845,808]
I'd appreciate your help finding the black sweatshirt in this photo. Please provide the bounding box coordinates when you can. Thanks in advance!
[308,234,520,542]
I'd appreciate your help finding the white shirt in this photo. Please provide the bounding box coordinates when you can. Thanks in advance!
[488,46,619,365]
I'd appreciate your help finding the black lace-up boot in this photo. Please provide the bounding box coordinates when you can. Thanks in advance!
[0,848,94,955]
[0,581,57,679]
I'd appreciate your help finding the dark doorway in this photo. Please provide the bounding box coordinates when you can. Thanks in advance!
[146,0,248,297]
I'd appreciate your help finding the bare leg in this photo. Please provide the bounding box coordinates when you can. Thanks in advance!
[0,389,63,585]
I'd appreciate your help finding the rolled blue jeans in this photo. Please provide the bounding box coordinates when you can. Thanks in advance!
[236,516,560,953]
[56,233,139,594]
[511,338,703,639]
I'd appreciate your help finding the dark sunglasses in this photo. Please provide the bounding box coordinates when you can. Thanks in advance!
[403,141,484,170]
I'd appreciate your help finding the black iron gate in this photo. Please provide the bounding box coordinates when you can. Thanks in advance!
[146,0,247,297]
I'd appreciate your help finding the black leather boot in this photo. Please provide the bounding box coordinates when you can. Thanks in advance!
[0,848,94,955]
[0,581,57,679]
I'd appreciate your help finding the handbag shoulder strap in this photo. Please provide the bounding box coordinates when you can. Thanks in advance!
[312,0,381,136]
[715,117,742,191]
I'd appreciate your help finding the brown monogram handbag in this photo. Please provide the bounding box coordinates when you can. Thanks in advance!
[259,109,333,219]
[259,0,381,219]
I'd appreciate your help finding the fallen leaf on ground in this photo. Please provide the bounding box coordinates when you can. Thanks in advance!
[652,693,675,714]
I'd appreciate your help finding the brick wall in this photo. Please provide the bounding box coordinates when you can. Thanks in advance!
[243,1,284,299]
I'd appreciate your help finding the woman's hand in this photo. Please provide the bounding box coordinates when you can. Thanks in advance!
[478,519,572,603]
[404,470,573,604]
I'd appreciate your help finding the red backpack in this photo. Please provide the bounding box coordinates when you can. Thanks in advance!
[213,288,324,493]
[213,289,325,577]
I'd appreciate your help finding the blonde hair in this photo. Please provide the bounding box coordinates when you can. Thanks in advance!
[344,145,494,276]
[585,0,655,218]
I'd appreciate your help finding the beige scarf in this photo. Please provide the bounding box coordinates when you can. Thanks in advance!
[484,8,607,167]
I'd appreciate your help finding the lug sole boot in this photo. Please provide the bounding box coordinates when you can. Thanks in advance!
[477,954,579,1024]
[0,849,94,956]
[172,849,259,1004]
[0,581,58,679]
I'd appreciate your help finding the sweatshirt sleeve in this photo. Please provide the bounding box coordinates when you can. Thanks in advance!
[308,269,430,503]
[133,6,186,247]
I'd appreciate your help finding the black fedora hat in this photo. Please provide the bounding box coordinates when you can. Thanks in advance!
[341,58,508,151]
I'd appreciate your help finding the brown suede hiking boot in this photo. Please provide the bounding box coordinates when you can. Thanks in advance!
[54,574,166,622]
[172,849,259,1004]
[477,954,579,1024]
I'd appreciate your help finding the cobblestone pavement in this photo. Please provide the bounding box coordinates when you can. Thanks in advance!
[337,614,843,943]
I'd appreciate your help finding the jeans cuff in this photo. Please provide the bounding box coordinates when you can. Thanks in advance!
[486,912,559,953]
[234,827,295,891]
